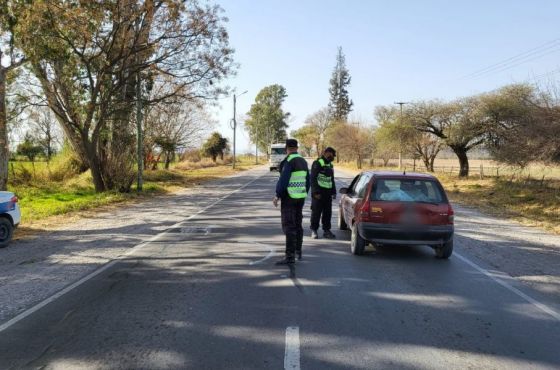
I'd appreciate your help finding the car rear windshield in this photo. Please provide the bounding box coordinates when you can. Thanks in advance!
[370,178,446,203]
[271,148,286,155]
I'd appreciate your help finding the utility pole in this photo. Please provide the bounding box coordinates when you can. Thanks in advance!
[231,90,248,169]
[135,18,144,192]
[394,101,410,170]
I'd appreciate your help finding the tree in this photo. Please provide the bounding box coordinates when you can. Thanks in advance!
[482,83,560,166]
[327,121,374,169]
[201,132,228,162]
[374,105,442,171]
[244,84,290,154]
[411,132,442,172]
[291,125,318,157]
[0,0,26,189]
[408,98,487,177]
[28,106,61,161]
[16,133,43,162]
[15,0,235,192]
[304,107,332,153]
[143,87,214,170]
[328,47,353,122]
[374,106,417,168]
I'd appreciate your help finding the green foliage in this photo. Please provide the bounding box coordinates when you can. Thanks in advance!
[244,84,290,152]
[16,133,44,162]
[328,47,353,122]
[12,0,236,192]
[201,132,228,162]
[482,83,560,166]
[291,125,319,156]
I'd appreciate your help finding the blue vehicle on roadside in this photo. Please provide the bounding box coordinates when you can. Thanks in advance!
[0,191,20,248]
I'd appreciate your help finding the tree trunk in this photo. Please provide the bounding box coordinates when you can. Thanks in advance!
[421,154,430,172]
[429,156,436,172]
[0,69,9,190]
[451,146,469,177]
[84,138,106,192]
[164,151,172,169]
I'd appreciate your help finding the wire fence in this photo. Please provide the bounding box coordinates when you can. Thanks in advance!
[354,158,560,181]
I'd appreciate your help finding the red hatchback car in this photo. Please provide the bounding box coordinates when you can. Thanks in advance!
[338,171,454,259]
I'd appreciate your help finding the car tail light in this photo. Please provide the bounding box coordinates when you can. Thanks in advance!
[447,204,454,224]
[359,201,372,221]
[10,196,18,204]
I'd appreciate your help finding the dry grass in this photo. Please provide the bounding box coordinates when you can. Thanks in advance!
[438,174,560,234]
[11,155,259,234]
[337,162,560,235]
[382,158,560,180]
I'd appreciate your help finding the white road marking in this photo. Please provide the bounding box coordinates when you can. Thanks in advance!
[284,326,301,370]
[0,174,263,334]
[455,252,560,322]
[248,243,277,265]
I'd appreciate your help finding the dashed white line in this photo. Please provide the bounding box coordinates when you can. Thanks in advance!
[284,326,301,370]
[455,252,560,322]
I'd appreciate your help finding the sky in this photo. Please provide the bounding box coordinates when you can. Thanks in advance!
[213,0,560,153]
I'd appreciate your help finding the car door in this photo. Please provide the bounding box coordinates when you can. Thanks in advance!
[342,175,361,224]
[344,174,372,225]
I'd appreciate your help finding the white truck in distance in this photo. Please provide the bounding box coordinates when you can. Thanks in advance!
[269,143,286,171]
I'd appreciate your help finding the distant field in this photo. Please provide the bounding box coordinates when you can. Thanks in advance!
[364,158,560,180]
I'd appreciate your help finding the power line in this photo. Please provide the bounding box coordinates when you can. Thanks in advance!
[463,38,560,79]
[531,67,560,81]
[472,47,560,79]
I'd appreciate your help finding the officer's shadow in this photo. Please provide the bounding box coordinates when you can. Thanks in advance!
[288,264,296,278]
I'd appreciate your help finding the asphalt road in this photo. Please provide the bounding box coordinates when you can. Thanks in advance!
[1,169,559,369]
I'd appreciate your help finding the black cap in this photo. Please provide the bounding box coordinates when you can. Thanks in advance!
[324,147,336,156]
[285,139,298,148]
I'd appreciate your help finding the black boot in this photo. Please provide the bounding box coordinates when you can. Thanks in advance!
[324,230,336,239]
[276,234,296,265]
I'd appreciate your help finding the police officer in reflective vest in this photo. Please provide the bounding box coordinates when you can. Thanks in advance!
[310,147,337,239]
[273,139,310,265]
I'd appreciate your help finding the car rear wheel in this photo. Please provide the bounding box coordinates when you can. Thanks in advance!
[435,239,453,259]
[0,217,14,248]
[338,207,348,230]
[350,223,366,255]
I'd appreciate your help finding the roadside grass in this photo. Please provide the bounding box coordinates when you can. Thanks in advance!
[9,156,259,229]
[337,162,560,235]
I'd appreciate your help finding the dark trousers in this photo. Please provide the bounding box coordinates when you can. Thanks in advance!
[310,193,332,231]
[281,200,304,260]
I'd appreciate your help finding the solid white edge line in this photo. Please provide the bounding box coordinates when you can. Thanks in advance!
[284,326,301,370]
[0,173,264,334]
[454,252,560,322]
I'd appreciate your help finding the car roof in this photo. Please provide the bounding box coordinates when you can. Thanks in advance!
[360,170,438,180]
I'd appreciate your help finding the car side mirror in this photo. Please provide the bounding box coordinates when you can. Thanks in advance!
[339,187,348,194]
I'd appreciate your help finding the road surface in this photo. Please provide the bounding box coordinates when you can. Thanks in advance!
[0,168,559,369]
